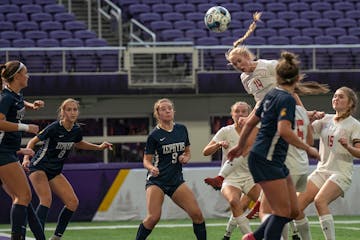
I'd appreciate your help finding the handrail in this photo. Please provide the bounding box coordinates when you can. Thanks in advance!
[97,0,122,46]
[59,0,92,30]
[129,19,156,46]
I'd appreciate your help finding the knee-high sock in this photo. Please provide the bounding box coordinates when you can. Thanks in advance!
[54,207,74,237]
[36,204,49,229]
[319,214,335,240]
[224,215,237,237]
[10,204,27,240]
[135,223,152,240]
[235,215,252,234]
[253,214,272,239]
[295,216,312,240]
[281,223,289,240]
[27,203,46,240]
[193,222,207,240]
[264,215,292,240]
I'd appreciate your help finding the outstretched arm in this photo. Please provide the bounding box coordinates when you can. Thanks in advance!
[74,140,113,151]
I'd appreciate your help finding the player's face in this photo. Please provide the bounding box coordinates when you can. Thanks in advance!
[232,104,249,125]
[332,89,351,112]
[157,101,174,122]
[229,54,253,73]
[16,67,29,88]
[63,102,79,123]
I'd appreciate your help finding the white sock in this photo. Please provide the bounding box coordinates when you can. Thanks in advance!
[224,214,237,237]
[281,223,288,240]
[235,215,251,234]
[295,216,312,240]
[319,214,335,240]
[219,159,240,178]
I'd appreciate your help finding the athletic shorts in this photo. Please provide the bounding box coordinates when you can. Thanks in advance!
[29,164,62,181]
[248,151,289,183]
[291,174,308,193]
[146,179,185,197]
[0,152,19,166]
[308,170,351,197]
[222,171,256,195]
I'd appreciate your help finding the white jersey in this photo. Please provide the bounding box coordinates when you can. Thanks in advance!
[212,124,249,175]
[312,114,360,179]
[240,59,278,103]
[286,105,310,175]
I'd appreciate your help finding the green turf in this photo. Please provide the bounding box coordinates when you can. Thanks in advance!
[1,216,359,239]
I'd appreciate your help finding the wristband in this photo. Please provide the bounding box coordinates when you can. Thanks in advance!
[18,123,29,132]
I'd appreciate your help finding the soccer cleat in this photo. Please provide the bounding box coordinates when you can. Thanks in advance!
[246,200,260,219]
[204,176,224,190]
[291,233,301,240]
[222,236,230,240]
[242,232,256,240]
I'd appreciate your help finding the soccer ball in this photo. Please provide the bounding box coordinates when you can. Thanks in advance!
[204,6,231,33]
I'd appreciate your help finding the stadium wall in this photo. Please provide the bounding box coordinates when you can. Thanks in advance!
[1,163,360,223]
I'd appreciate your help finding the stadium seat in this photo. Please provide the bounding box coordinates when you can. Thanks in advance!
[16,21,39,31]
[0,13,4,21]
[231,11,252,21]
[277,11,298,21]
[37,38,62,72]
[288,2,310,12]
[138,13,161,26]
[322,10,344,20]
[25,30,48,40]
[74,30,97,41]
[173,20,196,31]
[49,30,72,40]
[165,0,184,4]
[259,11,276,21]
[314,36,336,69]
[266,19,288,29]
[278,28,300,38]
[338,35,359,44]
[220,36,238,46]
[21,4,42,15]
[335,18,357,28]
[187,0,207,4]
[185,29,207,39]
[151,3,173,14]
[43,4,66,14]
[311,2,332,12]
[266,2,287,12]
[228,20,242,30]
[54,12,76,23]
[64,21,87,31]
[243,36,266,45]
[348,27,360,37]
[300,10,321,20]
[197,3,214,13]
[312,19,334,28]
[0,21,14,31]
[40,21,63,32]
[6,12,27,22]
[34,0,57,5]
[345,10,360,20]
[128,3,151,17]
[0,4,19,14]
[85,38,118,72]
[196,36,219,46]
[291,36,314,45]
[162,12,184,22]
[11,0,30,4]
[185,12,203,22]
[160,29,184,41]
[0,30,22,41]
[289,19,311,29]
[61,38,84,72]
[12,38,47,72]
[255,28,277,38]
[31,13,53,22]
[232,28,247,38]
[174,3,196,14]
[302,27,323,38]
[150,20,173,32]
[243,3,264,12]
[333,2,355,12]
[141,0,160,4]
[0,0,9,4]
[325,27,347,38]
[221,3,241,13]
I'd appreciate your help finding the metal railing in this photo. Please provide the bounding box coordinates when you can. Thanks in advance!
[97,0,122,46]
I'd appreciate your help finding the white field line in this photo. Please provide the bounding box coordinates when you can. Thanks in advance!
[0,232,35,240]
[0,220,360,232]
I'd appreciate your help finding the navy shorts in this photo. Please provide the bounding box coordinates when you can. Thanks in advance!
[29,164,62,181]
[0,152,19,166]
[248,151,289,183]
[146,179,185,197]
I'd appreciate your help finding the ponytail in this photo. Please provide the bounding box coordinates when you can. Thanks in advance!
[233,12,262,48]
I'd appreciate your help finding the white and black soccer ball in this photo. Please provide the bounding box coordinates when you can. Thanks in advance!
[204,6,231,33]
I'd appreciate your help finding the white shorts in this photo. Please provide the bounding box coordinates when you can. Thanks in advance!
[291,174,307,193]
[308,170,351,196]
[221,172,256,195]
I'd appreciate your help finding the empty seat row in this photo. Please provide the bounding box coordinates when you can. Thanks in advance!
[0,4,66,14]
[0,12,76,22]
[0,0,56,5]
[0,20,87,32]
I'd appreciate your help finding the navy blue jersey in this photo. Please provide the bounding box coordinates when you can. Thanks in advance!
[145,123,190,185]
[31,121,83,172]
[251,87,296,163]
[0,87,26,152]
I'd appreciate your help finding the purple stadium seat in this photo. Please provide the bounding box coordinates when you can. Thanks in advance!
[300,10,321,20]
[325,27,347,38]
[141,0,160,4]
[54,12,76,23]
[266,19,288,29]
[232,28,247,38]
[162,12,184,22]
[314,36,336,69]
[315,35,336,45]
[348,27,360,37]
[291,36,314,69]
[128,4,151,17]
[322,10,344,20]
[278,28,301,38]
[61,38,83,47]
[34,0,56,5]
[267,36,290,45]
[244,19,265,29]
[335,18,357,28]
[185,12,203,22]
[243,3,264,12]
[160,29,184,41]
[312,19,334,29]
[36,38,61,72]
[0,39,11,47]
[345,10,360,20]
[301,27,323,38]
[289,19,311,29]
[243,36,266,45]
[12,38,35,47]
[165,0,183,4]
[151,3,173,14]
[266,2,287,12]
[49,30,72,40]
[260,11,276,21]
[173,37,193,42]
[0,21,14,31]
[185,29,207,39]
[311,2,331,12]
[16,21,39,31]
[0,13,4,21]
[150,20,173,32]
[277,0,294,3]
[64,21,87,31]
[21,4,42,14]
[36,38,59,47]
[30,12,52,22]
[25,30,48,40]
[43,4,66,14]
[291,36,313,45]
[0,0,9,4]
[197,3,213,13]
[338,35,359,44]
[61,38,84,72]
[173,20,196,31]
[138,13,161,26]
[277,11,298,21]
[40,21,63,32]
[196,36,219,45]
[74,30,96,40]
[0,4,19,14]
[0,30,22,40]
[174,3,196,14]
[187,0,207,4]
[221,3,241,12]
[231,11,252,21]
[85,38,107,47]
[6,12,27,22]
[85,38,117,72]
[333,2,355,12]
[228,20,242,30]
[255,28,277,38]
[288,2,309,12]
[220,36,237,46]
[208,30,231,38]
[11,0,30,4]
[196,20,208,30]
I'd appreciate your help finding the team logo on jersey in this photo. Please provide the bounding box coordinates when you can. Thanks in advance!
[280,108,287,117]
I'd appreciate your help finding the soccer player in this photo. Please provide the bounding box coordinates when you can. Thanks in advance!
[0,60,45,240]
[202,101,261,240]
[22,98,113,240]
[135,98,207,240]
[295,86,360,240]
[228,51,320,240]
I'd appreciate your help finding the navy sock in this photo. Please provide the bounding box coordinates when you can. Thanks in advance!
[28,203,46,240]
[36,204,49,229]
[135,223,152,240]
[10,204,27,239]
[54,207,74,237]
[193,222,207,240]
[264,215,292,240]
[253,215,272,239]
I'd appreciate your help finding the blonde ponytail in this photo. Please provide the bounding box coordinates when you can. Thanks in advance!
[233,12,262,48]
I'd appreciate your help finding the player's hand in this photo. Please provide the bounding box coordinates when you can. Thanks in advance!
[27,124,39,134]
[150,166,159,177]
[219,141,229,149]
[227,145,243,161]
[178,154,190,164]
[307,146,320,161]
[18,148,35,157]
[33,100,45,110]
[21,156,32,173]
[308,110,325,122]
[100,142,113,151]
